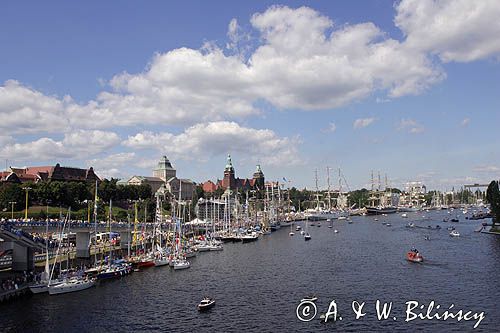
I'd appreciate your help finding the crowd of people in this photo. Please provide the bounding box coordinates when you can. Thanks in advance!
[0,272,33,293]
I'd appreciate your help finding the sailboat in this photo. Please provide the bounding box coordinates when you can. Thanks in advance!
[172,180,190,270]
[97,200,132,279]
[48,208,96,295]
[130,202,155,269]
[154,195,170,267]
[30,215,62,293]
[304,219,311,240]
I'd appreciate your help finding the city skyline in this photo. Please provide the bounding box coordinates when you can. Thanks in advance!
[1,1,499,191]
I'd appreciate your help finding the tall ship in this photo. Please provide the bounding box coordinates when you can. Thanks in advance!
[303,168,339,221]
[365,172,398,215]
[398,181,426,211]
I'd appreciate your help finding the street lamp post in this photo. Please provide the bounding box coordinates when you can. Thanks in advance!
[9,201,16,220]
[23,187,32,221]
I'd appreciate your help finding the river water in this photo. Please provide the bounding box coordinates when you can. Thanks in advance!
[1,210,499,332]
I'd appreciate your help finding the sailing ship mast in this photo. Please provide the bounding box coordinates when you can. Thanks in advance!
[93,180,98,264]
[315,169,320,211]
[326,167,331,211]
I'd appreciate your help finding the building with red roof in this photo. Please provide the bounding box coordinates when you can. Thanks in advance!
[6,163,100,183]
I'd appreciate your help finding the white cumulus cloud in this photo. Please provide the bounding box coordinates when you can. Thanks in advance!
[0,130,121,161]
[353,118,375,129]
[395,0,500,62]
[123,121,301,166]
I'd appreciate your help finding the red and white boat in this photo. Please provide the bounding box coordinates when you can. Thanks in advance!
[406,249,423,263]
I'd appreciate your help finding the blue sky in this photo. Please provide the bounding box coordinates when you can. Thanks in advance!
[1,0,499,191]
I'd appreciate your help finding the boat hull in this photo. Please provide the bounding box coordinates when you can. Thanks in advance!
[366,207,398,215]
[241,236,258,243]
[133,260,155,269]
[29,284,48,294]
[97,266,132,279]
[48,280,95,295]
[198,301,215,311]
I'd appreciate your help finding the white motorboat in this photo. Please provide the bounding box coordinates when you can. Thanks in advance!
[450,230,460,237]
[173,259,190,270]
[196,241,212,252]
[48,278,96,295]
[198,297,216,311]
[304,233,311,241]
[208,244,223,251]
[295,225,302,231]
[334,229,339,233]
[241,234,259,243]
[154,258,170,267]
[401,213,408,218]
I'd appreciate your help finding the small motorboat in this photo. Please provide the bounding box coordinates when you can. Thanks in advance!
[154,258,170,267]
[198,297,216,311]
[424,235,431,241]
[386,223,392,227]
[173,259,191,270]
[334,229,339,233]
[451,218,459,223]
[407,222,415,228]
[300,230,305,235]
[296,225,302,231]
[374,218,379,221]
[338,216,347,221]
[241,233,259,243]
[328,225,333,229]
[401,213,408,218]
[208,244,223,251]
[449,230,460,237]
[289,231,295,236]
[406,249,423,263]
[447,226,455,231]
[304,233,311,241]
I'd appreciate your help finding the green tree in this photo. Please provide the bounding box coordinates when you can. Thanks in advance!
[486,180,500,224]
[0,183,24,211]
[348,188,369,208]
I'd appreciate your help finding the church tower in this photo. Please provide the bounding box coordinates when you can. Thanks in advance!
[222,154,236,190]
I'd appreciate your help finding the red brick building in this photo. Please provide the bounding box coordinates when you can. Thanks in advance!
[201,155,265,193]
[7,164,100,183]
[0,171,21,184]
